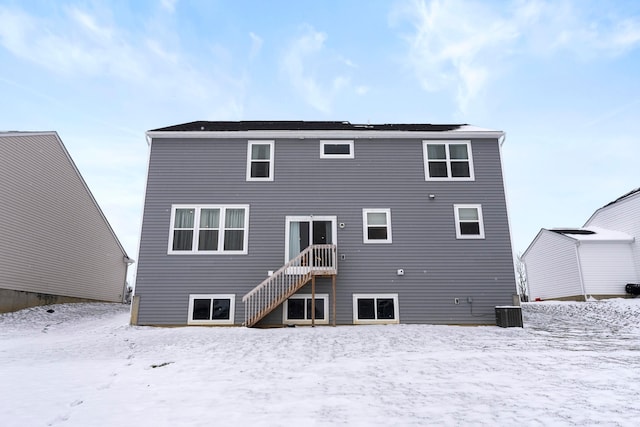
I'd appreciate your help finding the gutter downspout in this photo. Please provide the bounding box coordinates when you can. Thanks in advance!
[496,132,519,301]
[574,242,588,301]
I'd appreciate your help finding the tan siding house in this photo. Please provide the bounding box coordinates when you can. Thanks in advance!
[0,132,133,312]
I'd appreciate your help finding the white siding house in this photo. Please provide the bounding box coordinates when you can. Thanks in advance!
[0,132,133,313]
[585,189,640,279]
[523,188,640,301]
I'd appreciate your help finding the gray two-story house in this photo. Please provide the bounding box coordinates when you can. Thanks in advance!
[132,121,516,327]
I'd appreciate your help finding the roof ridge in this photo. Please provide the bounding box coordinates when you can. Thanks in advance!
[149,120,470,132]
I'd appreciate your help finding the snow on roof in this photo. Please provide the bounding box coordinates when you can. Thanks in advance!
[454,124,500,132]
[550,226,634,242]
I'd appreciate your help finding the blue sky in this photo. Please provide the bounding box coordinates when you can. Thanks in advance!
[1,0,639,276]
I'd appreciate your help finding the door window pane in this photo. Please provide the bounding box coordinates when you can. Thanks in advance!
[312,220,332,244]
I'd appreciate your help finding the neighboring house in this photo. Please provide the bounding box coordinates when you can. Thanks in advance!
[523,188,640,301]
[0,132,133,313]
[132,121,517,327]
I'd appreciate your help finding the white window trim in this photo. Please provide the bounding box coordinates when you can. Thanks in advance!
[422,140,475,181]
[284,215,337,264]
[168,204,250,254]
[246,140,275,181]
[282,293,329,325]
[454,204,485,239]
[352,293,400,325]
[187,294,235,325]
[320,140,354,159]
[362,208,392,244]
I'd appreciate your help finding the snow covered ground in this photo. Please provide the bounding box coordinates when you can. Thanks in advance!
[2,299,640,426]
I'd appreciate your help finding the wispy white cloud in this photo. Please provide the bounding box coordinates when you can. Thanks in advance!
[160,0,178,14]
[249,32,263,59]
[391,0,640,113]
[280,25,358,113]
[0,4,246,116]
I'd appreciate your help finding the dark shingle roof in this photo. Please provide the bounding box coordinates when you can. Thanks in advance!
[150,121,466,132]
[601,187,640,209]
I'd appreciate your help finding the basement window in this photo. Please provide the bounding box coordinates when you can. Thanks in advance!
[188,294,235,325]
[353,294,399,324]
[283,294,329,325]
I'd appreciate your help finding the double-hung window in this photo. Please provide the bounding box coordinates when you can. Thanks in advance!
[353,294,399,324]
[283,294,329,325]
[363,209,392,243]
[188,294,235,325]
[169,205,249,254]
[423,141,474,180]
[454,204,485,239]
[247,140,274,181]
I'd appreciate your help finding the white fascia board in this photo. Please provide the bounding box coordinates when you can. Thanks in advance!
[146,129,505,140]
[522,228,576,259]
[584,191,640,227]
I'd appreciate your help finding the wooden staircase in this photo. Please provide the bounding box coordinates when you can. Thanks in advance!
[242,244,337,327]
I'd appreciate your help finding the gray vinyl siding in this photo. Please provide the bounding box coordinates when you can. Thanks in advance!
[135,136,516,325]
[0,133,129,305]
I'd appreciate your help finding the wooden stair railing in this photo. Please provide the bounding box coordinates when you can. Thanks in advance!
[242,244,336,327]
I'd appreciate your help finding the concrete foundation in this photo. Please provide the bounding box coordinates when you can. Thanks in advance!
[0,288,100,313]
